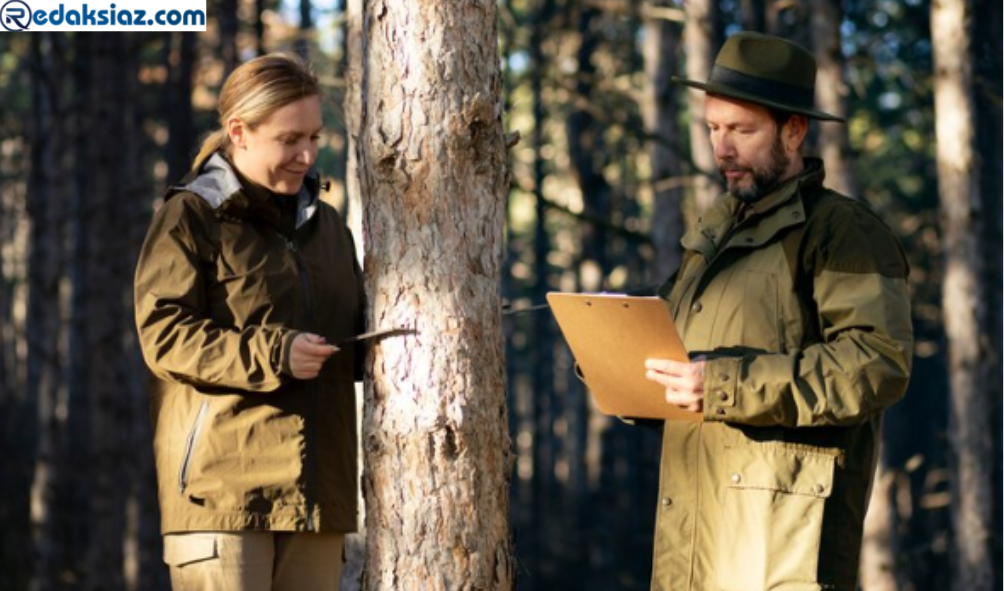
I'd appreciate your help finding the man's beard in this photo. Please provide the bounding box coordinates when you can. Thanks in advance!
[719,136,790,203]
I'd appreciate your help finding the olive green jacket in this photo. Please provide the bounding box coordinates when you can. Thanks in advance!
[134,153,365,534]
[653,159,912,591]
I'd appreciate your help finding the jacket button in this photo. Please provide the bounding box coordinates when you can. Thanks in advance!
[719,373,729,381]
[731,473,742,484]
[691,301,703,313]
[814,484,826,495]
[661,497,673,507]
[718,392,728,401]
[716,407,726,415]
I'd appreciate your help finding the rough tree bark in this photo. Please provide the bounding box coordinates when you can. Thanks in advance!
[931,0,995,589]
[357,0,514,589]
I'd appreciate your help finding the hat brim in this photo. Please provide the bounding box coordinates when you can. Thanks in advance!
[673,77,846,123]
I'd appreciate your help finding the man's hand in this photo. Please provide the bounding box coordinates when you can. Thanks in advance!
[645,358,706,413]
[289,333,339,380]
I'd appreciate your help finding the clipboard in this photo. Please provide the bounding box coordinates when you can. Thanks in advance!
[547,292,701,422]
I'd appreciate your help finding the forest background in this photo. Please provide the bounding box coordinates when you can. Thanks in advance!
[0,0,1000,590]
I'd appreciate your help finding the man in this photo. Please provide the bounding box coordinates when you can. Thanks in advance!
[642,32,913,591]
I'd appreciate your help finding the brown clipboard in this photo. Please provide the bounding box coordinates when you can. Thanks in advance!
[547,292,701,422]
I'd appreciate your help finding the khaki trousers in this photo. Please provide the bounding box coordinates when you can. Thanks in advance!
[163,531,345,591]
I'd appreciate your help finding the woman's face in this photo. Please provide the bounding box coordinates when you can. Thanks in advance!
[229,94,323,195]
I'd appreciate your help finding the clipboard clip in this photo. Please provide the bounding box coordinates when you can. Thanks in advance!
[502,284,661,317]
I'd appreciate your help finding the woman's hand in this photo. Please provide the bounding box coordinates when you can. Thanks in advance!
[289,333,339,379]
[645,358,706,413]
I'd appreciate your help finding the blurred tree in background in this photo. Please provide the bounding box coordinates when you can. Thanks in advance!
[0,1,999,590]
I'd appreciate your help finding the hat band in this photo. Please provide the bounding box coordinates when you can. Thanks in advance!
[708,65,815,111]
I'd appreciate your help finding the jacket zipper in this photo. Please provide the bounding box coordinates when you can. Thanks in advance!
[282,234,319,532]
[178,400,210,494]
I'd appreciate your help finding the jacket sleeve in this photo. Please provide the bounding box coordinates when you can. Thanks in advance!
[134,194,293,392]
[702,204,913,427]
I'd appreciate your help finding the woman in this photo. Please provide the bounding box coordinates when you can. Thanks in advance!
[134,53,364,591]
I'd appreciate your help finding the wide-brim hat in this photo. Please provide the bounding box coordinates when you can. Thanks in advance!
[673,31,845,122]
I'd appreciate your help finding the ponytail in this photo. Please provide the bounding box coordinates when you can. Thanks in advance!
[190,129,231,173]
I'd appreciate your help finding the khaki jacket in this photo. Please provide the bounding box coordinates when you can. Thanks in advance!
[652,159,912,591]
[135,154,364,534]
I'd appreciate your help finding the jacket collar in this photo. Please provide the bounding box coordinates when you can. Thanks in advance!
[682,157,826,259]
[743,157,825,218]
[168,152,321,229]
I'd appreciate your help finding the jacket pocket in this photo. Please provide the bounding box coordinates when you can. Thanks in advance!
[178,400,210,495]
[163,532,217,567]
[717,445,835,591]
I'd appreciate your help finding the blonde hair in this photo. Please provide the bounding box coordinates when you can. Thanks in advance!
[191,53,321,172]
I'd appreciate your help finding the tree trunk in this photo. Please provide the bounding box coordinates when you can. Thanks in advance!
[859,460,900,591]
[27,31,68,591]
[739,0,765,32]
[808,0,857,197]
[295,0,314,59]
[165,32,196,184]
[642,3,685,282]
[78,32,139,591]
[344,0,364,243]
[497,4,532,588]
[767,0,810,49]
[65,32,94,590]
[567,4,612,285]
[255,0,267,55]
[0,84,14,590]
[971,0,1003,581]
[682,0,722,212]
[357,1,514,589]
[218,0,239,74]
[0,124,26,591]
[931,0,995,589]
[341,0,366,587]
[528,2,555,587]
[564,6,607,584]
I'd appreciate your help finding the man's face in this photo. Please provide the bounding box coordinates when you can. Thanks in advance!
[705,95,802,202]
